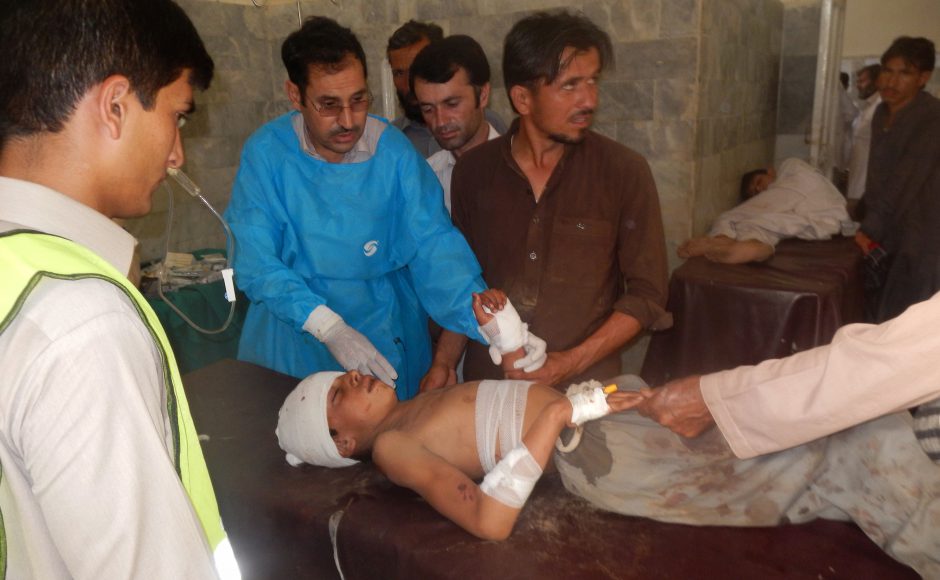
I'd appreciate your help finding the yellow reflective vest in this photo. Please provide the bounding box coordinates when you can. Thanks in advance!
[0,230,227,570]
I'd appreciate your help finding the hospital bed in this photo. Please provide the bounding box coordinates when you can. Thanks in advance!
[185,358,915,579]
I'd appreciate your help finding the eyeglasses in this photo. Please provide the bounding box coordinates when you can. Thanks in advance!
[311,93,373,118]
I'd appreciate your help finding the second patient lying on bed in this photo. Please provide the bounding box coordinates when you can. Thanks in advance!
[679,158,850,264]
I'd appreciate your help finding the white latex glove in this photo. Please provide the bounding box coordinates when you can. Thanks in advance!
[484,323,548,373]
[512,331,547,372]
[305,306,398,387]
[487,329,548,373]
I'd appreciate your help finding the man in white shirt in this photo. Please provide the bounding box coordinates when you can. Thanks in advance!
[411,34,502,214]
[847,64,882,200]
[835,71,859,180]
[0,1,237,578]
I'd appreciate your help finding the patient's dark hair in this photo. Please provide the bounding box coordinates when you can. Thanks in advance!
[0,0,213,145]
[740,169,770,201]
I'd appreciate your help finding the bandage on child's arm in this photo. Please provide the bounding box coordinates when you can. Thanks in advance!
[480,304,526,372]
[568,381,615,425]
[479,444,542,508]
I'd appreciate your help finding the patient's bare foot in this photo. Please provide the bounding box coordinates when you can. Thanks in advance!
[704,240,773,264]
[678,236,733,258]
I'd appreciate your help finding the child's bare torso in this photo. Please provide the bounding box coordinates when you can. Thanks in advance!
[380,381,561,478]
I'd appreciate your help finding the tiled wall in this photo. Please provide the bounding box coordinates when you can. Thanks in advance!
[694,0,782,240]
[773,1,820,165]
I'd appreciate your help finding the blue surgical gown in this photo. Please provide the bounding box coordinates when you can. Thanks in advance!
[225,113,486,399]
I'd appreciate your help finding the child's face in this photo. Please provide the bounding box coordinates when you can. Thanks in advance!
[326,371,396,447]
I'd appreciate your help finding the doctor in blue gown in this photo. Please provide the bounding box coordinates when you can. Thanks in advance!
[225,17,494,400]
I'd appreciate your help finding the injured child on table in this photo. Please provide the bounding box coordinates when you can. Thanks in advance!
[276,290,939,577]
[679,158,851,264]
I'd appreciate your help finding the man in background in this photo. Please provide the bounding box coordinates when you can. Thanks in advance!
[409,34,504,391]
[846,63,882,201]
[411,34,501,212]
[855,63,881,105]
[833,71,858,189]
[387,20,506,157]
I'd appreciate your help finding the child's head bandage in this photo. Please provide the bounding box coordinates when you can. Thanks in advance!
[276,371,358,468]
[479,444,542,508]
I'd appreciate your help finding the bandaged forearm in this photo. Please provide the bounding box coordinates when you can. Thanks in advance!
[566,380,610,425]
[478,300,527,353]
[479,445,542,508]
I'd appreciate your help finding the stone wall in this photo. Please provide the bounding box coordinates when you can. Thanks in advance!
[773,1,820,165]
[693,0,782,238]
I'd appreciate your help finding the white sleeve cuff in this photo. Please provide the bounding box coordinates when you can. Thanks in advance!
[699,371,759,459]
[303,305,342,341]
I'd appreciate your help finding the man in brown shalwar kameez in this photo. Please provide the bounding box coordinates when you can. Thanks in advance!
[440,11,672,391]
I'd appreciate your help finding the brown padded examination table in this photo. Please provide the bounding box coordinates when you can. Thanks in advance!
[185,358,916,579]
[642,237,864,384]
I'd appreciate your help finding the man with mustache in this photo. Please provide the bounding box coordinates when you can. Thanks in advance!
[411,35,502,214]
[387,20,506,158]
[387,20,443,158]
[450,11,672,389]
[225,17,546,399]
